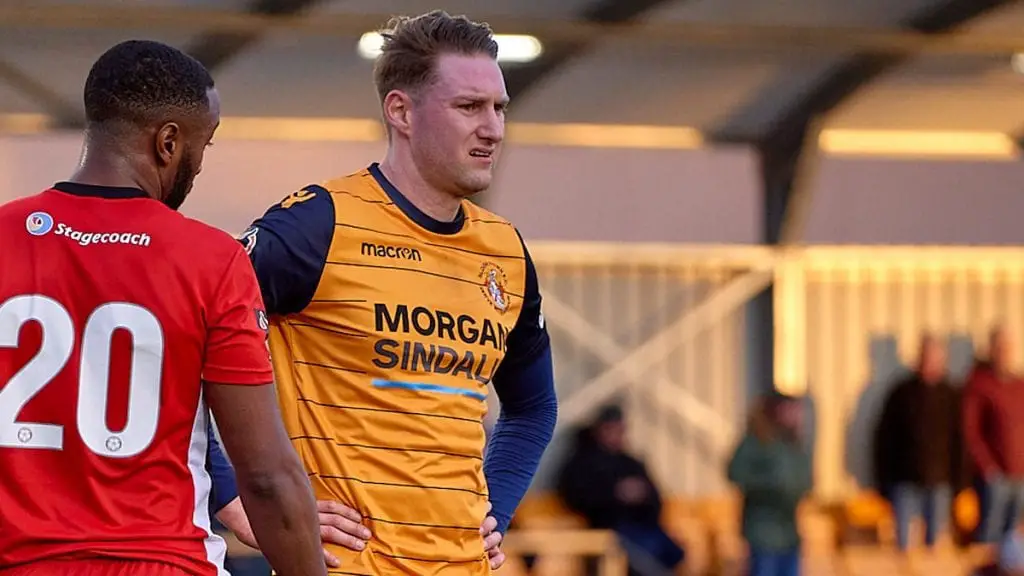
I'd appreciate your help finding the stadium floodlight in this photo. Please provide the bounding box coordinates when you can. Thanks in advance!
[1012,53,1024,75]
[357,32,543,63]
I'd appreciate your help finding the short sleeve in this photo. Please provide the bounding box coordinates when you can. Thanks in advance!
[238,185,335,316]
[202,246,274,385]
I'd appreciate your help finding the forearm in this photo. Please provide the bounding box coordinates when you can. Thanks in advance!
[207,422,240,512]
[963,396,1000,476]
[485,346,558,533]
[484,398,557,532]
[215,497,257,549]
[236,466,325,575]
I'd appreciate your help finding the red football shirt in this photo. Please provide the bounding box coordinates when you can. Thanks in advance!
[0,182,273,575]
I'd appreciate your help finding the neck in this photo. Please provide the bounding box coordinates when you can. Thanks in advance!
[70,131,160,201]
[378,146,461,223]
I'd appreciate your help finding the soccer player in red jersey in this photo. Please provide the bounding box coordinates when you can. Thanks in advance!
[0,41,326,576]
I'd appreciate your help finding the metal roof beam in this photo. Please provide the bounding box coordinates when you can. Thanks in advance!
[46,0,327,129]
[1,5,1023,56]
[716,0,1018,147]
[735,0,1016,402]
[0,56,79,127]
[184,0,326,73]
[746,0,1017,246]
[503,0,682,105]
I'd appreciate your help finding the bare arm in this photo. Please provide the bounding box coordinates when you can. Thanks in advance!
[216,497,257,549]
[206,381,326,576]
[216,495,369,568]
[962,382,1000,479]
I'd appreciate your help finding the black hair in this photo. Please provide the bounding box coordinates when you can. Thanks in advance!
[83,40,215,129]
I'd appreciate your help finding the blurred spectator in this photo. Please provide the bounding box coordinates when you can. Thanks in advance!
[872,333,967,552]
[727,392,812,576]
[964,326,1024,543]
[556,404,684,576]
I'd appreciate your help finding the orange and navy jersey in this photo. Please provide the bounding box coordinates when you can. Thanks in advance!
[240,163,553,575]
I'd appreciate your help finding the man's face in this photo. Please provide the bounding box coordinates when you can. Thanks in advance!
[991,329,1012,372]
[776,400,803,432]
[161,88,221,210]
[919,337,947,382]
[595,420,625,452]
[408,53,508,199]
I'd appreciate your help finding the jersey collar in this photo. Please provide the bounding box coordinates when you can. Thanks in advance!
[52,181,150,200]
[368,163,466,235]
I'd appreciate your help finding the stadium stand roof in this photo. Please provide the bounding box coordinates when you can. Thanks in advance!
[0,0,1022,142]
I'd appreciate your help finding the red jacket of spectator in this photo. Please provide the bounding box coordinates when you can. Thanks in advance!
[963,362,1024,479]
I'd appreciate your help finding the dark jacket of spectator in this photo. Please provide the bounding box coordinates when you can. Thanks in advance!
[556,412,662,530]
[963,362,1024,479]
[873,373,968,492]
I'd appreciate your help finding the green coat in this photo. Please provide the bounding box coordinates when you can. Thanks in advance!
[726,434,813,551]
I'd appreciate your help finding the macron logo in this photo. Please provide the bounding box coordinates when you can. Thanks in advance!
[26,211,151,247]
[360,241,422,261]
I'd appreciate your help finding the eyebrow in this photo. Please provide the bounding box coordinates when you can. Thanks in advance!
[454,95,511,106]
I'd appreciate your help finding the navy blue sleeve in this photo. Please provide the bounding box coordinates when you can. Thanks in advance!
[238,186,335,315]
[207,421,239,513]
[483,233,558,534]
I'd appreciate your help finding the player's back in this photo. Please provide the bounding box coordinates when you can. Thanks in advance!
[0,183,242,575]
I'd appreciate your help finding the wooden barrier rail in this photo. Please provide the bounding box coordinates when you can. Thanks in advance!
[501,529,629,576]
[219,528,628,576]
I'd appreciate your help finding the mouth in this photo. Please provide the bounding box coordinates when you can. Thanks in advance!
[469,149,494,162]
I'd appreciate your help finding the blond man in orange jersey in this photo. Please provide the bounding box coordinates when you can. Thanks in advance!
[231,10,559,576]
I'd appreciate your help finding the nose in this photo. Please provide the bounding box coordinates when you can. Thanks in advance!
[478,108,504,143]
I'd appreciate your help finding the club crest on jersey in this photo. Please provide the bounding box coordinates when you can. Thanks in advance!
[255,308,270,332]
[25,211,54,236]
[479,262,509,313]
[238,226,258,255]
[281,188,316,209]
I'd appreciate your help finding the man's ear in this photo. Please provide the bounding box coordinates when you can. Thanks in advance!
[155,122,181,167]
[382,90,414,138]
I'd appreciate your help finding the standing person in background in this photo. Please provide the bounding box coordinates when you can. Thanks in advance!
[727,392,812,576]
[964,326,1024,544]
[873,334,966,553]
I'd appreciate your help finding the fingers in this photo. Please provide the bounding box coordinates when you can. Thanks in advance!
[320,522,368,552]
[489,549,506,570]
[479,514,498,536]
[319,510,373,541]
[317,500,372,548]
[317,500,364,524]
[482,529,502,552]
[322,548,340,568]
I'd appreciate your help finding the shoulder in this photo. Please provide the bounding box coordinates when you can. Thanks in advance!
[0,192,52,225]
[0,192,45,212]
[318,170,374,195]
[243,184,336,248]
[176,215,251,269]
[463,201,531,259]
[462,201,517,231]
[734,434,761,453]
[260,183,335,217]
[179,214,246,251]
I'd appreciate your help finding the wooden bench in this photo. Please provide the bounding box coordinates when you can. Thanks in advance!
[501,529,628,576]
